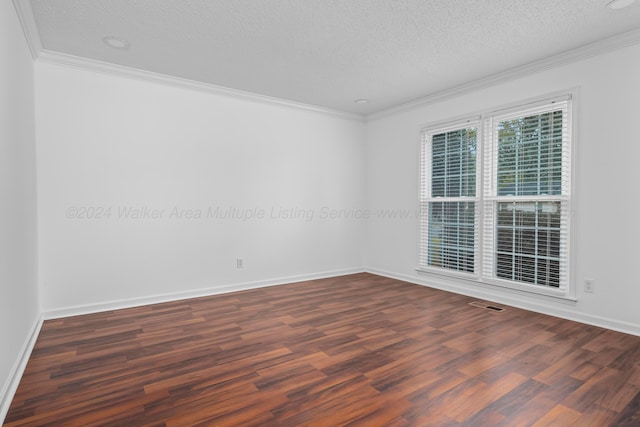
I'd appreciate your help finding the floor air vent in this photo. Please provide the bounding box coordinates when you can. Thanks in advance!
[469,301,506,312]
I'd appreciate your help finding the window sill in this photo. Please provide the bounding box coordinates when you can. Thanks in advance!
[416,267,577,303]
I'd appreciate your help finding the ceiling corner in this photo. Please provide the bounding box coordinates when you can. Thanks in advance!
[12,0,42,59]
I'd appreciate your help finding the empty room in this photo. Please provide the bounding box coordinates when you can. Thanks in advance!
[2,0,640,425]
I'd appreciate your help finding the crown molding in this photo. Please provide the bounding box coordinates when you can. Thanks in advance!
[11,0,361,119]
[35,50,364,122]
[13,0,640,121]
[12,0,42,59]
[366,27,640,121]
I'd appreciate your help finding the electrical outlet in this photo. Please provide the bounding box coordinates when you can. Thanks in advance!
[236,258,244,269]
[584,279,594,294]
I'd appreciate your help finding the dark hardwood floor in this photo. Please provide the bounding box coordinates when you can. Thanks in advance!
[5,273,640,426]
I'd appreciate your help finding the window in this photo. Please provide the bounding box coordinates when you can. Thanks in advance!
[420,121,479,274]
[419,95,573,296]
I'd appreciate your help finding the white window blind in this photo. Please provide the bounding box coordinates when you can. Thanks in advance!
[419,95,573,295]
[419,119,480,275]
[483,97,571,290]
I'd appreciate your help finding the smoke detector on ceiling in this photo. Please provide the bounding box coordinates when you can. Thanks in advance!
[103,36,130,50]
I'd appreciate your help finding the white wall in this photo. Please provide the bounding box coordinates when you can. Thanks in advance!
[35,62,366,314]
[0,0,39,418]
[365,43,640,334]
[33,42,640,333]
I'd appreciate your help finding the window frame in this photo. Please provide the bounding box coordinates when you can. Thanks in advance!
[419,117,481,281]
[417,92,576,300]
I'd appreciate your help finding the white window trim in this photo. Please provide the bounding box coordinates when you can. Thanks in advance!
[417,90,578,301]
[419,116,481,279]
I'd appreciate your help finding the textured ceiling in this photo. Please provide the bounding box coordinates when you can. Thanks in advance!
[27,0,640,115]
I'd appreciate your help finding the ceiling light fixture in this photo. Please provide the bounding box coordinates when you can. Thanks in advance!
[354,99,369,104]
[103,36,130,50]
[606,0,636,9]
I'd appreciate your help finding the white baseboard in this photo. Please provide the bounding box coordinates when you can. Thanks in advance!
[0,314,43,425]
[366,267,640,337]
[43,267,365,320]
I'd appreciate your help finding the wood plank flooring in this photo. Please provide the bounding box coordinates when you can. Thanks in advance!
[5,273,640,426]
